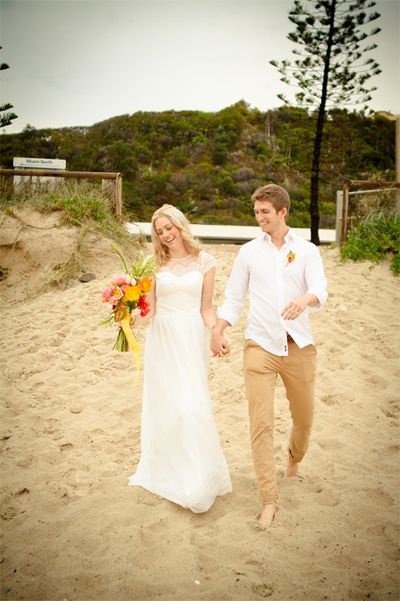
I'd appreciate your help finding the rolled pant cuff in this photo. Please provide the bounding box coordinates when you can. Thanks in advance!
[288,447,302,463]
[261,495,278,504]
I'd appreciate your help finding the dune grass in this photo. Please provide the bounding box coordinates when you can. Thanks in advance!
[0,180,141,289]
[340,210,400,275]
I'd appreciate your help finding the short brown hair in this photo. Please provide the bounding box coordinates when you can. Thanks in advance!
[251,184,290,213]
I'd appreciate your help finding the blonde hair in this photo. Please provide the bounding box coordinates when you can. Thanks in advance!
[251,184,290,214]
[150,204,200,266]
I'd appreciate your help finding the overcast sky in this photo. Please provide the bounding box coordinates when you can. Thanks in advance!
[1,0,399,135]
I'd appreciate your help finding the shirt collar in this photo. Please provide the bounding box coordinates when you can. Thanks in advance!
[263,227,293,245]
[284,227,295,243]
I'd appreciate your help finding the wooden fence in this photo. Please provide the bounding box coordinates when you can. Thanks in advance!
[339,179,400,243]
[0,168,123,220]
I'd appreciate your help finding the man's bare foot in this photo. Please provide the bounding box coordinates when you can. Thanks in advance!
[286,456,298,477]
[258,503,277,530]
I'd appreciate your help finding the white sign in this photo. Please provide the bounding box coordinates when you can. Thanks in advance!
[13,157,66,170]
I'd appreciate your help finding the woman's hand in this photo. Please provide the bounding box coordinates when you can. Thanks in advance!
[211,329,230,357]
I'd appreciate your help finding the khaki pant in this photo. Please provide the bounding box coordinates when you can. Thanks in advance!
[243,339,317,504]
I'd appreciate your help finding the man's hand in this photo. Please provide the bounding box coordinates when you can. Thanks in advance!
[281,293,319,320]
[281,297,308,320]
[211,330,230,357]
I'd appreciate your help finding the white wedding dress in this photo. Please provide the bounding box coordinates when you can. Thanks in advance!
[128,251,232,513]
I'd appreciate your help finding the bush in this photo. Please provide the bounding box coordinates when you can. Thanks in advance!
[1,180,131,244]
[340,211,400,275]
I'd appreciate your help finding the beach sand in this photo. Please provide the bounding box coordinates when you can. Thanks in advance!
[1,209,399,601]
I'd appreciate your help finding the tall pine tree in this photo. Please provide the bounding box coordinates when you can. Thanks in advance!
[0,47,18,129]
[270,0,381,244]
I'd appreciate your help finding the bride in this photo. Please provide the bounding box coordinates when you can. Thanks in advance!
[128,204,232,513]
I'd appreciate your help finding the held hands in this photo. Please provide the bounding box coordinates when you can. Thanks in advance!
[211,330,230,358]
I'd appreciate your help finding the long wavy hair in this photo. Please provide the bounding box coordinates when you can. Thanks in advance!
[151,204,200,266]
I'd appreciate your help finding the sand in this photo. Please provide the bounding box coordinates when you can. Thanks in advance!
[1,209,399,601]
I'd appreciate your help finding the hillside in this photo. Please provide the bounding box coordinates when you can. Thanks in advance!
[0,102,396,226]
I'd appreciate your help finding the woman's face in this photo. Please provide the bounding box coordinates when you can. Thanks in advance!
[154,216,184,251]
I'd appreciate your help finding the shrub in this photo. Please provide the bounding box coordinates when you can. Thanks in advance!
[340,211,400,275]
[1,180,131,244]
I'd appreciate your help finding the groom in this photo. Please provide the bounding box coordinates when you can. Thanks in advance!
[211,184,328,529]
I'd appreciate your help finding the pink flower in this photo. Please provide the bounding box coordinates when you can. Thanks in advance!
[101,287,113,302]
[111,273,131,286]
[109,286,123,305]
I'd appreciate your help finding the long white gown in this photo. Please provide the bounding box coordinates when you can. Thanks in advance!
[128,251,232,513]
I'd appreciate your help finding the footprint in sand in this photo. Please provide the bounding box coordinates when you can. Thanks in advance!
[385,441,400,454]
[192,549,220,576]
[15,454,33,468]
[379,398,398,419]
[311,485,341,507]
[364,487,396,509]
[365,374,389,391]
[320,393,340,406]
[1,488,31,520]
[251,583,274,598]
[59,441,74,452]
[42,419,63,438]
[0,505,26,520]
[191,523,216,537]
[317,438,342,451]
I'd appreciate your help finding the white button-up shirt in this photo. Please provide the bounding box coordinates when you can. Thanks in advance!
[218,229,328,356]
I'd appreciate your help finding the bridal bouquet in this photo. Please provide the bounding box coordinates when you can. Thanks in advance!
[101,247,156,364]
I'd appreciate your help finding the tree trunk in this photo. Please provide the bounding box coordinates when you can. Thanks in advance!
[310,109,324,245]
[309,0,337,245]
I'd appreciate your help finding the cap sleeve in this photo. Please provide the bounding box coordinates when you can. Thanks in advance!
[200,251,216,273]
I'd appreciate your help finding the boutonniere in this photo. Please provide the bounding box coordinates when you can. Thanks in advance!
[286,250,296,266]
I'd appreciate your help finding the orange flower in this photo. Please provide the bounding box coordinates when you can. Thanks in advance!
[287,250,296,264]
[123,285,141,302]
[138,277,152,293]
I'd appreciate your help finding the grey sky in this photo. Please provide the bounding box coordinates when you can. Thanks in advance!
[0,0,399,134]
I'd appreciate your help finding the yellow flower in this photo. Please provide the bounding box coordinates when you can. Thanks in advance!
[123,285,141,302]
[287,250,296,264]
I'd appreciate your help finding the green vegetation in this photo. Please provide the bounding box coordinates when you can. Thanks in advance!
[340,211,400,275]
[0,47,18,129]
[270,0,381,244]
[1,180,130,244]
[0,102,396,230]
[0,181,136,289]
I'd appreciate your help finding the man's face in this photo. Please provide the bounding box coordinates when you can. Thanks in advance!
[254,199,286,234]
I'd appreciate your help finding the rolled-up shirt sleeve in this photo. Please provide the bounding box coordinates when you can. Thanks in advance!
[305,245,328,310]
[217,247,249,326]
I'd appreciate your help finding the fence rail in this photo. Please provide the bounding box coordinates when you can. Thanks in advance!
[340,180,400,243]
[0,168,123,219]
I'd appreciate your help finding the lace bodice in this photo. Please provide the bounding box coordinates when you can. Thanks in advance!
[158,251,215,277]
[155,251,215,315]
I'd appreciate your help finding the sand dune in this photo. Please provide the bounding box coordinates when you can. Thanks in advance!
[1,210,399,601]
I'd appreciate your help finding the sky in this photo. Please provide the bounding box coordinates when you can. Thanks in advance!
[0,0,399,135]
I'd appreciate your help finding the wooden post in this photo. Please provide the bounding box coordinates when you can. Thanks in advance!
[115,173,122,221]
[341,181,350,243]
[335,190,343,245]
